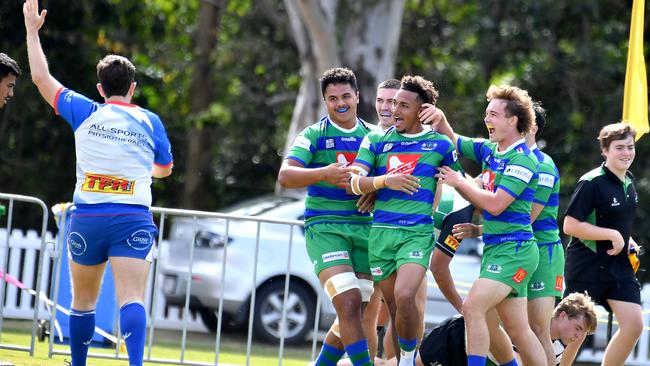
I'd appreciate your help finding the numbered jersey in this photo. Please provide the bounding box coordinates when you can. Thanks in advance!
[55,88,173,207]
[355,127,462,232]
[286,116,375,225]
[457,136,538,245]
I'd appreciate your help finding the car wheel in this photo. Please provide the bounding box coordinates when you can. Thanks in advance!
[252,280,315,344]
[199,309,239,333]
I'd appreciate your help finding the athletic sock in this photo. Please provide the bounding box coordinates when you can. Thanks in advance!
[120,301,147,366]
[344,338,372,366]
[397,337,417,366]
[468,354,488,366]
[314,342,345,366]
[500,358,518,366]
[69,308,95,366]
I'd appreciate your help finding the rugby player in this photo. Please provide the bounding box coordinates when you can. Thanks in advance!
[0,53,20,109]
[24,1,173,365]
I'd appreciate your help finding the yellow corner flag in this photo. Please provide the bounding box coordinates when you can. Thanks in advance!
[623,0,649,141]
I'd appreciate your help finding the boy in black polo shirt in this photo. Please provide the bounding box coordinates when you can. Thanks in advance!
[563,122,642,365]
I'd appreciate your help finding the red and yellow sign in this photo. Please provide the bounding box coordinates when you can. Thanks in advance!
[444,235,460,251]
[554,275,564,291]
[512,267,528,284]
[81,173,135,194]
[387,154,421,175]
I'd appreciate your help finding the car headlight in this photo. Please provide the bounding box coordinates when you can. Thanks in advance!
[194,230,231,249]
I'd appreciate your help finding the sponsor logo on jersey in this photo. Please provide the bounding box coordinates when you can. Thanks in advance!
[486,264,501,274]
[326,138,335,149]
[336,152,357,168]
[512,267,528,284]
[611,197,620,207]
[538,173,555,188]
[371,267,383,276]
[387,154,421,175]
[530,281,545,291]
[516,146,524,153]
[444,235,460,251]
[341,137,357,142]
[504,165,534,183]
[409,250,423,259]
[322,251,350,263]
[421,141,437,151]
[382,143,393,152]
[452,150,458,162]
[293,135,311,150]
[81,173,135,195]
[68,232,87,256]
[360,137,371,150]
[127,230,153,251]
[555,275,564,291]
[400,141,418,146]
[482,170,496,192]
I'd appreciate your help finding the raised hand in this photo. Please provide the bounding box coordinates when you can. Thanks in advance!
[23,0,47,33]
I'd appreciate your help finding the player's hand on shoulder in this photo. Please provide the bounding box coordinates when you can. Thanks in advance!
[385,174,420,195]
[419,104,446,130]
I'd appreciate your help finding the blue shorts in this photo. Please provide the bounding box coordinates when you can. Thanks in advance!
[66,203,157,265]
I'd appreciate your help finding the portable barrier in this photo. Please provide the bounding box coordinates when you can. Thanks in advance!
[0,193,51,356]
[46,204,330,366]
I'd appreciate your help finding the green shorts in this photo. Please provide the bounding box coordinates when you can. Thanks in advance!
[368,227,434,282]
[480,240,539,298]
[528,242,565,299]
[305,223,371,275]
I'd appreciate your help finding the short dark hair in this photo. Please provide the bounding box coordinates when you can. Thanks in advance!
[378,78,400,90]
[0,53,21,79]
[399,75,438,104]
[486,85,535,135]
[319,67,358,98]
[533,101,546,134]
[96,55,136,97]
[598,122,636,150]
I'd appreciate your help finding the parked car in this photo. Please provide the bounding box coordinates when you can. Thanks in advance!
[158,195,482,344]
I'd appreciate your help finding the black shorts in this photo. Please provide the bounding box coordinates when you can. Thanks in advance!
[418,315,466,365]
[435,204,475,258]
[564,279,641,312]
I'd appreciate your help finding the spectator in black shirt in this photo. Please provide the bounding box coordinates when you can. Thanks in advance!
[563,122,642,366]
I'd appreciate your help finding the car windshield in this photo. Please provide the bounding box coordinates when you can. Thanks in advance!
[225,195,299,217]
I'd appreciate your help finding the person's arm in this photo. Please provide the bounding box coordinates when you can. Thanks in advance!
[24,0,63,108]
[419,105,458,149]
[430,250,463,313]
[531,203,545,222]
[278,159,352,188]
[436,167,515,216]
[559,332,587,366]
[563,215,624,255]
[152,164,173,178]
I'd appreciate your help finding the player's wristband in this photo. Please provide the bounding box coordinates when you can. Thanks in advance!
[373,176,387,190]
[351,175,364,195]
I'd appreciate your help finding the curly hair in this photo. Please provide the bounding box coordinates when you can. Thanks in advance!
[400,75,438,104]
[486,85,534,135]
[319,67,358,98]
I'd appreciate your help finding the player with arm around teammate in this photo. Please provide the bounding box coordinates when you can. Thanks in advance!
[24,1,173,365]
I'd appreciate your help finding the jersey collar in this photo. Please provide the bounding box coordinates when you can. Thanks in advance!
[327,116,360,133]
[495,138,526,156]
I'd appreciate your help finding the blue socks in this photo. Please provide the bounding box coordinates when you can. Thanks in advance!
[344,338,372,366]
[500,359,518,366]
[69,308,95,366]
[314,342,345,366]
[120,301,147,366]
[468,354,487,366]
[397,337,417,366]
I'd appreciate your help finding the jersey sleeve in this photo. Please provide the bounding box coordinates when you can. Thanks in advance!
[497,154,537,198]
[457,135,486,164]
[533,162,556,205]
[286,127,317,167]
[147,112,174,167]
[353,134,376,172]
[54,88,99,131]
[565,178,597,222]
[442,141,463,173]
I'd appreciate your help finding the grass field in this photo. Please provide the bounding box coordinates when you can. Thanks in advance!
[0,320,313,366]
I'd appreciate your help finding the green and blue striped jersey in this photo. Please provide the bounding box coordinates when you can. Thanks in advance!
[457,136,539,245]
[355,127,462,232]
[286,116,375,226]
[531,147,561,246]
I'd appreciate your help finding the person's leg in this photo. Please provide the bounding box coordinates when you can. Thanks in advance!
[363,284,382,359]
[414,276,427,343]
[110,257,150,366]
[378,274,398,360]
[393,263,427,365]
[496,297,546,366]
[485,309,516,364]
[602,300,643,366]
[527,296,555,366]
[69,260,107,366]
[463,278,512,366]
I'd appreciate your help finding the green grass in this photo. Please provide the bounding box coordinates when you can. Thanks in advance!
[0,320,313,366]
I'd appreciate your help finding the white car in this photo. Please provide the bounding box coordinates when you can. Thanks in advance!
[158,195,481,344]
